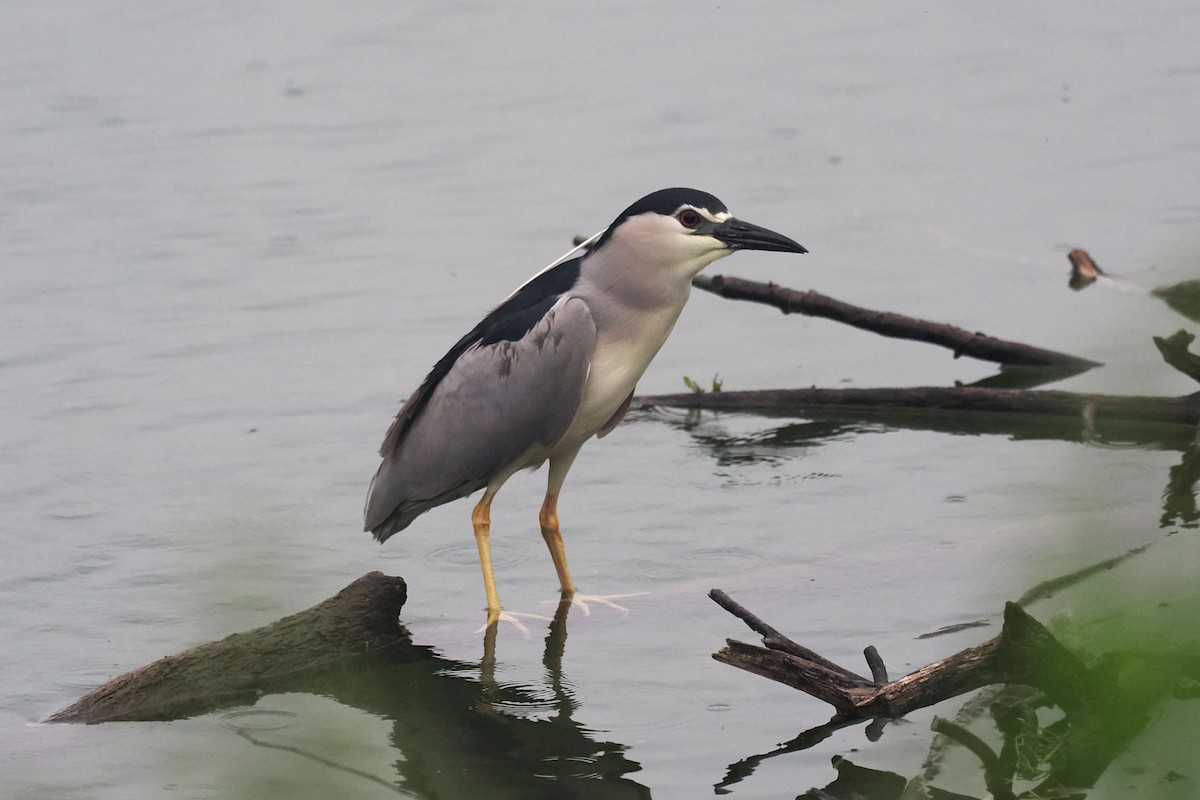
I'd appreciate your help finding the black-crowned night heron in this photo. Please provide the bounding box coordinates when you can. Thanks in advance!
[365,188,806,626]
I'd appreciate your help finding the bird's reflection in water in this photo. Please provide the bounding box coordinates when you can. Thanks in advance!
[1161,441,1200,528]
[294,599,649,799]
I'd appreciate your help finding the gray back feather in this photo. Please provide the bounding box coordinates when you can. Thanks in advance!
[365,297,596,539]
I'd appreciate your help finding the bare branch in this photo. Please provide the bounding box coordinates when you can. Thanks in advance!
[712,597,1093,721]
[1153,329,1200,385]
[693,273,1100,369]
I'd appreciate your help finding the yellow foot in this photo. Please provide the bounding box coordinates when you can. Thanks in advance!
[546,592,649,617]
[476,609,553,637]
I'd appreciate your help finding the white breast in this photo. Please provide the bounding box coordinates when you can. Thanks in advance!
[554,210,732,450]
[558,291,687,450]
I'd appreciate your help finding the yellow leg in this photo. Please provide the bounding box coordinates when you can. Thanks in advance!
[472,489,503,622]
[539,492,576,596]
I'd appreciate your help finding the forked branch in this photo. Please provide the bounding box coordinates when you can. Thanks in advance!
[710,592,1093,720]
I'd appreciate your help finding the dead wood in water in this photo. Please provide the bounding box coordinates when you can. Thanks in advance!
[634,385,1200,428]
[1153,329,1200,385]
[710,590,1199,796]
[48,572,408,724]
[1068,248,1104,290]
[710,592,1093,720]
[693,273,1100,370]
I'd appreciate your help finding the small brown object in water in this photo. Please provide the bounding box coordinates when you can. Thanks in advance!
[1068,248,1103,290]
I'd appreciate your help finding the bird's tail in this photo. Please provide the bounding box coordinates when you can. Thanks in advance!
[363,455,483,543]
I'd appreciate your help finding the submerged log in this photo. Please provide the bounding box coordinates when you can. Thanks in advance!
[48,572,408,724]
[634,386,1200,427]
[693,273,1100,369]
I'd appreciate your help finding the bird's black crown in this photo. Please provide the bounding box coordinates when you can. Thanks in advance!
[615,187,727,221]
[593,188,727,249]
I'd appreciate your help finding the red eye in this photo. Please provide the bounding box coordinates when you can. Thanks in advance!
[677,209,701,229]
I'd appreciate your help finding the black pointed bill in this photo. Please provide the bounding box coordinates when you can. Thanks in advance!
[712,218,807,254]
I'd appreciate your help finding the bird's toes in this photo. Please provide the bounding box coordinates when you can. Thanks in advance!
[549,592,649,617]
[476,609,553,637]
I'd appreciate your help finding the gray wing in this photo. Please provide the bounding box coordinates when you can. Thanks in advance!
[364,296,596,540]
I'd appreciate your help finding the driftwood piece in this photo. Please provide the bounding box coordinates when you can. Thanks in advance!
[48,572,408,724]
[1065,247,1200,326]
[693,273,1100,369]
[634,386,1200,428]
[1068,248,1104,291]
[1153,329,1200,385]
[710,590,1200,796]
[51,576,652,795]
[711,592,1092,720]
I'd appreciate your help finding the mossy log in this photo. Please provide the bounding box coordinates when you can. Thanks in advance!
[48,572,408,724]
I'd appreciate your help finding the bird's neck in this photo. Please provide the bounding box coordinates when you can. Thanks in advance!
[579,242,711,314]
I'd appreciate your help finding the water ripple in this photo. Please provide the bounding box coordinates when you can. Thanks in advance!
[220,708,299,732]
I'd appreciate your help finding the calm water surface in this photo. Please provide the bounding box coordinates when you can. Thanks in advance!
[4,2,1200,798]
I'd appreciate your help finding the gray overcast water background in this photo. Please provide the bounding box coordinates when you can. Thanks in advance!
[4,2,1200,798]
